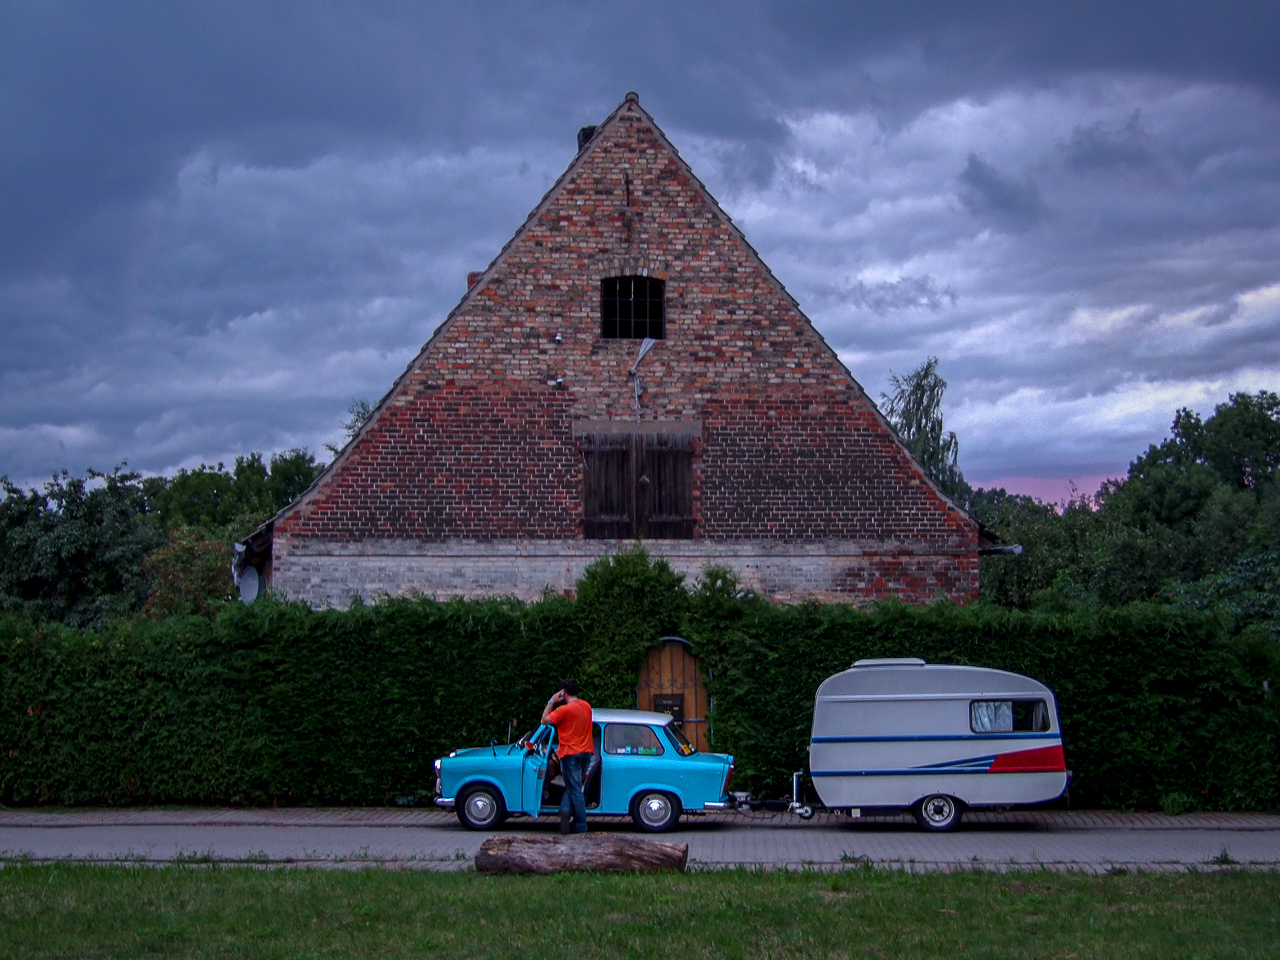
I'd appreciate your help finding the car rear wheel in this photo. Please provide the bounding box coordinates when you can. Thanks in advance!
[631,790,681,832]
[457,784,507,830]
[913,794,963,831]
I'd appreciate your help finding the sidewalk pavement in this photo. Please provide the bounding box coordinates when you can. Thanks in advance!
[2,808,1278,873]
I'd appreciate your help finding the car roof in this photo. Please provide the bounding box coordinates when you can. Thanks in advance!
[590,708,674,725]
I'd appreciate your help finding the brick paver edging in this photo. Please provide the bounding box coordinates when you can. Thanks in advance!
[1,808,1277,830]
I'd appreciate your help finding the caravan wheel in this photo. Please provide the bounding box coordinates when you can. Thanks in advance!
[913,794,962,831]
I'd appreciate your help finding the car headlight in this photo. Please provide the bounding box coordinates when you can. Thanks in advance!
[434,759,442,772]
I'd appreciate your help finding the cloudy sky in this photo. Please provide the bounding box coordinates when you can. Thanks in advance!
[3,1,1279,499]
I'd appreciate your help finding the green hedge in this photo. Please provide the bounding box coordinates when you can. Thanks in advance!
[1,598,586,806]
[2,573,1277,811]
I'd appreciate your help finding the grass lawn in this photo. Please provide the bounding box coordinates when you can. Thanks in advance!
[0,863,1276,959]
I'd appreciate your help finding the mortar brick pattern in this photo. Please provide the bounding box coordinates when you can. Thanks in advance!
[272,96,979,605]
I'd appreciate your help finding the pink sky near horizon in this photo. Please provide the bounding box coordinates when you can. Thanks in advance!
[971,475,1116,505]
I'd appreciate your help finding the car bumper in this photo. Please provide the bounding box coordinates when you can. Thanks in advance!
[702,801,732,810]
[434,796,455,809]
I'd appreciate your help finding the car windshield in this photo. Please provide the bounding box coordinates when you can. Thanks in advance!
[663,722,696,756]
[521,726,552,746]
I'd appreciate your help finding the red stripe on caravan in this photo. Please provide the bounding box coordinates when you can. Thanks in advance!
[987,745,1066,773]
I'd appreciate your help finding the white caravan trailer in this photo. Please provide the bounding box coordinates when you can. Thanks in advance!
[808,659,1069,830]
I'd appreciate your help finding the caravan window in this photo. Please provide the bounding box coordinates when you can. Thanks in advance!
[970,699,1050,733]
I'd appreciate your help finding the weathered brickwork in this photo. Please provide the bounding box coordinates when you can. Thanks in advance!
[269,94,979,605]
[270,538,976,608]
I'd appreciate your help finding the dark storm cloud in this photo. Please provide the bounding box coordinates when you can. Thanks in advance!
[1062,111,1155,171]
[959,155,1046,231]
[845,277,958,314]
[2,1,1279,491]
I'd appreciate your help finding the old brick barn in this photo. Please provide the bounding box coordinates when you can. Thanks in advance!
[241,93,982,607]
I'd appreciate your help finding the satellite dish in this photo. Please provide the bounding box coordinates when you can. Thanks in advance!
[238,567,261,604]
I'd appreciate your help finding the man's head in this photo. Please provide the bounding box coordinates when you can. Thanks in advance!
[560,678,579,698]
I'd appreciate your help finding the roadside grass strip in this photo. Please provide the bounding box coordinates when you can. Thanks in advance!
[1,864,1278,958]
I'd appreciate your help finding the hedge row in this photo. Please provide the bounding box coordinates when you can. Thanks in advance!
[2,568,1277,811]
[1,597,586,807]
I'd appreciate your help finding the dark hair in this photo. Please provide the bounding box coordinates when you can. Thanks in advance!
[560,678,579,697]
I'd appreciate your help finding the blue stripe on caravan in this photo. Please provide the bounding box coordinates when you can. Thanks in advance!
[914,754,997,770]
[808,742,1059,747]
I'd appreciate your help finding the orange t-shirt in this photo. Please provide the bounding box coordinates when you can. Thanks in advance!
[547,698,594,757]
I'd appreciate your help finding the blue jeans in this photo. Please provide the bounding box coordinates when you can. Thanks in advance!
[559,752,590,833]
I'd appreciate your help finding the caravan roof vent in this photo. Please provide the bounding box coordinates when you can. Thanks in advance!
[852,658,926,668]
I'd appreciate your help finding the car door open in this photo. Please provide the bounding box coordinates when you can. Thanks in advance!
[520,726,552,816]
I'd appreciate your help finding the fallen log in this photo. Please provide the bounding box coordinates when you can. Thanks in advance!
[474,832,688,875]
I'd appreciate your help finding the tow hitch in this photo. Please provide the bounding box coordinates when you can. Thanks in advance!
[732,771,815,818]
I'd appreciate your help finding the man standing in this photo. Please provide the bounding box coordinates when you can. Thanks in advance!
[541,679,593,834]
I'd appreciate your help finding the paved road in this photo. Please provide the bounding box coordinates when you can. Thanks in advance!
[2,808,1278,872]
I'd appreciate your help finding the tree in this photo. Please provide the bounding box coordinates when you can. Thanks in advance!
[142,526,234,618]
[325,398,373,456]
[1,447,325,627]
[976,391,1280,617]
[149,449,323,536]
[0,467,164,628]
[1170,390,1280,494]
[879,357,970,500]
[265,448,325,508]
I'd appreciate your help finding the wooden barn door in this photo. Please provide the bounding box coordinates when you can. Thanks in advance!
[637,638,709,753]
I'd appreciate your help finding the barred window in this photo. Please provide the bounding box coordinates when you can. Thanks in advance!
[601,276,664,339]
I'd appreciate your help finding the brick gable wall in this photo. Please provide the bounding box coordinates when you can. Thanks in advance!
[271,96,978,605]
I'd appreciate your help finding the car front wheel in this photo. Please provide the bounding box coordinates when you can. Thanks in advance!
[457,784,507,830]
[913,794,963,831]
[631,790,682,832]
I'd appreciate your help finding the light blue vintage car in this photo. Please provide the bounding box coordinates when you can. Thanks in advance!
[434,708,734,832]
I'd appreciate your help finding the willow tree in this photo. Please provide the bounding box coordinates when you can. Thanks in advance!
[880,356,970,501]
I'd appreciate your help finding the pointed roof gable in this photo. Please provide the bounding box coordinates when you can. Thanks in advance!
[259,93,975,542]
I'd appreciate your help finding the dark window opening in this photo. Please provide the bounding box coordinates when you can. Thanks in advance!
[602,276,664,340]
[581,432,694,539]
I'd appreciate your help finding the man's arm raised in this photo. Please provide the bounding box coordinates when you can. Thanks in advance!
[541,689,566,725]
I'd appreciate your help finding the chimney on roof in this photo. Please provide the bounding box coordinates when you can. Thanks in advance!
[467,271,482,289]
[577,125,597,151]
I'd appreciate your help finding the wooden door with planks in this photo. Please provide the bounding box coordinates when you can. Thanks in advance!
[637,638,709,753]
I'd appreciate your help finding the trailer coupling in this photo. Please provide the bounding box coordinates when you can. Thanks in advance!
[730,771,815,818]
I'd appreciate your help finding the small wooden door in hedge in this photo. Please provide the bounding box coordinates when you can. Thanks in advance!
[637,638,709,753]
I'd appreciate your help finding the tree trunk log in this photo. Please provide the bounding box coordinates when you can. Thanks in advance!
[474,832,688,875]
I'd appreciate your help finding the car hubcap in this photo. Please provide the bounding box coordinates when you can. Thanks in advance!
[640,794,670,827]
[923,796,954,825]
[467,794,494,824]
